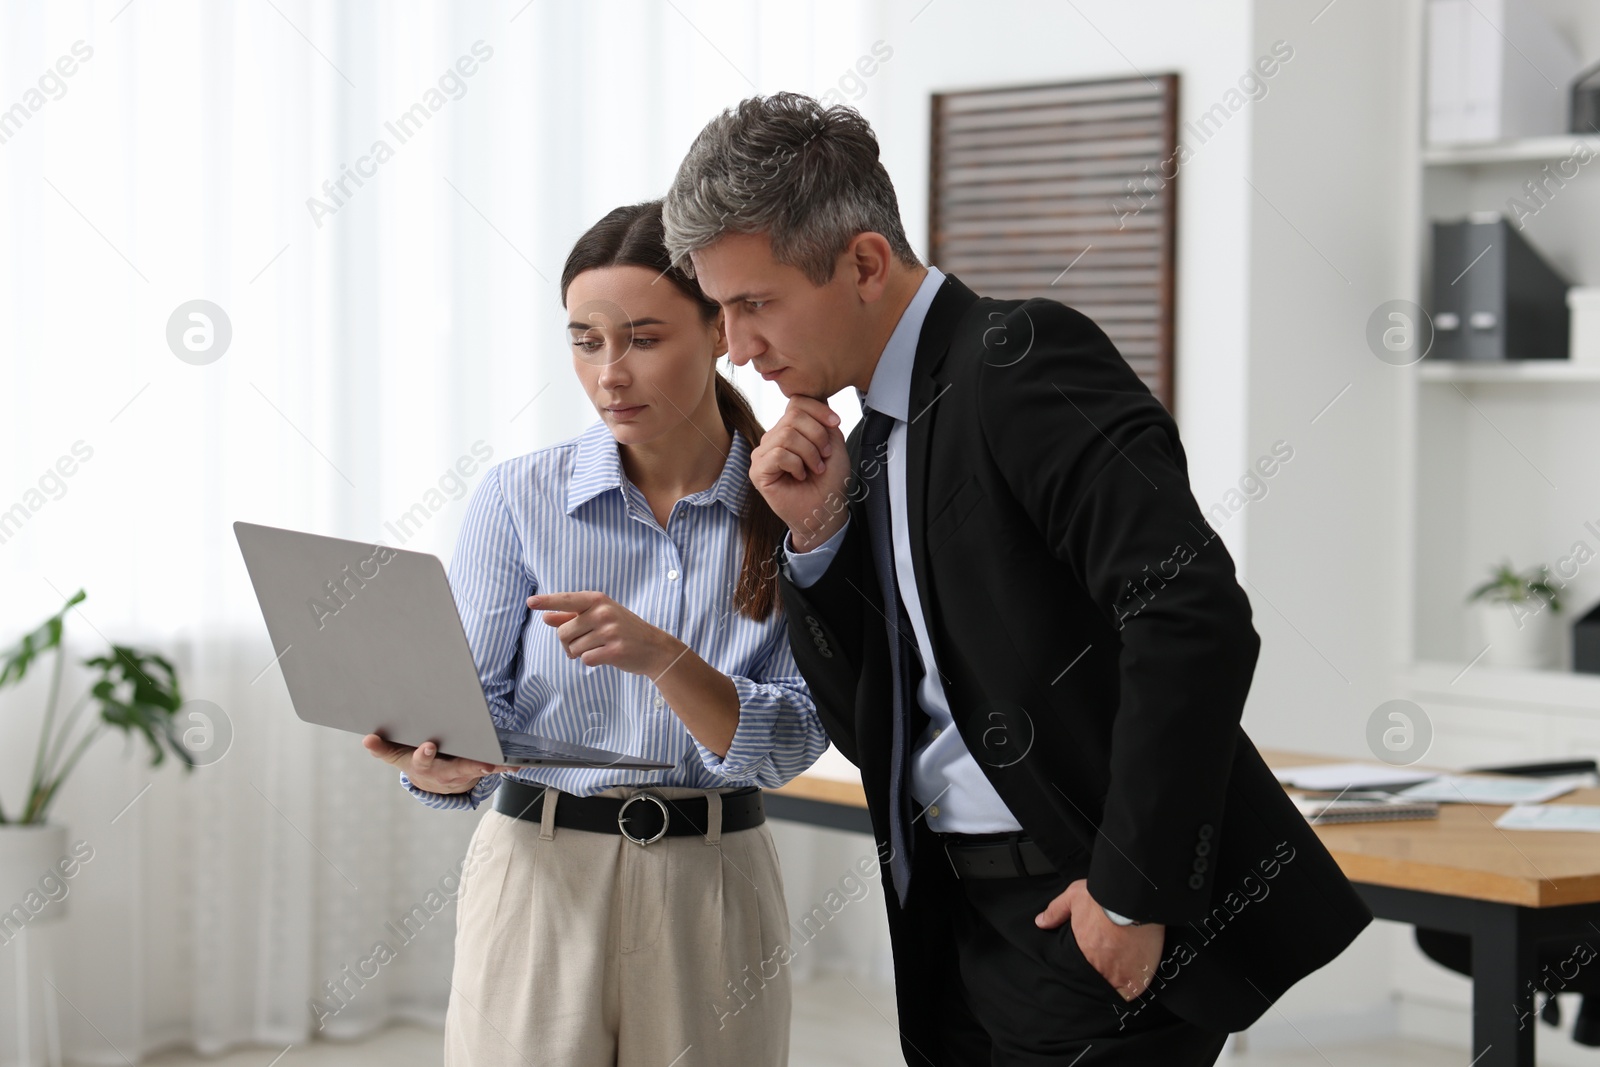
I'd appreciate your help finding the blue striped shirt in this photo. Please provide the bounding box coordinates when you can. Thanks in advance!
[400,417,828,810]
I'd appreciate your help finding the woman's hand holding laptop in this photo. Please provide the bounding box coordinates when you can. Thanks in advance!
[361,733,519,796]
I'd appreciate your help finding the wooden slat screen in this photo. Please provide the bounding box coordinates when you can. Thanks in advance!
[930,75,1179,410]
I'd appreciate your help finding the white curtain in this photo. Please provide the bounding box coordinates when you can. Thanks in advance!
[0,1,895,1061]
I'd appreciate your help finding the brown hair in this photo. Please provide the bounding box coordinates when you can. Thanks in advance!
[559,199,786,622]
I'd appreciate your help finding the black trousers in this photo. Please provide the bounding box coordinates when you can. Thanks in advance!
[893,817,1230,1066]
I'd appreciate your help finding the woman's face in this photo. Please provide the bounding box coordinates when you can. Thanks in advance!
[565,264,727,444]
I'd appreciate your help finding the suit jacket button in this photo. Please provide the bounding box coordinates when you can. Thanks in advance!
[1198,824,1213,840]
[1189,873,1205,890]
[1192,856,1208,873]
[1196,841,1210,857]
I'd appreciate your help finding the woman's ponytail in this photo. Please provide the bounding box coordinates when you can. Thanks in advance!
[714,373,786,622]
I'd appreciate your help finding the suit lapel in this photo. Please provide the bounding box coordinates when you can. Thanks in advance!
[904,273,980,637]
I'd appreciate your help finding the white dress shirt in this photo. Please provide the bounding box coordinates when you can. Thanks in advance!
[781,265,1024,835]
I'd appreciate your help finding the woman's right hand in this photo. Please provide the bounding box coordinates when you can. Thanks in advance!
[362,733,516,796]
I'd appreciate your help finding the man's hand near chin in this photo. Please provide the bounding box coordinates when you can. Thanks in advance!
[1034,879,1165,1001]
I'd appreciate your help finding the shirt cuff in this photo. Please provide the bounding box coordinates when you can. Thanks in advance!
[692,675,815,785]
[693,700,762,782]
[782,519,850,588]
[1102,906,1140,926]
[399,770,500,811]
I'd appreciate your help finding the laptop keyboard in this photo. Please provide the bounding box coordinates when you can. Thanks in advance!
[494,726,664,768]
[499,739,568,759]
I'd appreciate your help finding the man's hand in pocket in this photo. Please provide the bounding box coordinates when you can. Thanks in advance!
[1034,878,1165,1001]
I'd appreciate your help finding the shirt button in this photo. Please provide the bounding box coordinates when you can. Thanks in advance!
[654,695,665,709]
[932,727,943,739]
[928,804,941,818]
[666,568,680,580]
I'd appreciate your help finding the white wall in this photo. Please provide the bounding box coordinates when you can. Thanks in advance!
[863,0,1256,553]
[1235,0,1416,1052]
[1239,6,1415,767]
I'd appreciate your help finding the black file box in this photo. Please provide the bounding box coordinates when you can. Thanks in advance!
[1428,213,1570,361]
[1576,601,1600,676]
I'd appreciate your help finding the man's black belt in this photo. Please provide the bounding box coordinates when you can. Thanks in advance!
[494,777,764,845]
[939,830,1060,879]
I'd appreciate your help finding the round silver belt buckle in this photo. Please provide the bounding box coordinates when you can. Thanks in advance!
[617,792,670,846]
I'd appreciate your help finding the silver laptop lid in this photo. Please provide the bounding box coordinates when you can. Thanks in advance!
[233,521,509,764]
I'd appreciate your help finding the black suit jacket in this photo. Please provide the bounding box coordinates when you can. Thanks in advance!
[777,273,1371,1034]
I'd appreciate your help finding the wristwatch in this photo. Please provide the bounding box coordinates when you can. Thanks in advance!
[1103,906,1146,927]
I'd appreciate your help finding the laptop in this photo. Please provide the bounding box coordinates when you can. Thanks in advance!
[233,521,674,770]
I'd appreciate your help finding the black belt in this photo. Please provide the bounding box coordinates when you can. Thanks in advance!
[493,777,764,845]
[939,830,1060,879]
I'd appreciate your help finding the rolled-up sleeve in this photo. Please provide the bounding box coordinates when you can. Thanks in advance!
[398,771,503,811]
[399,463,534,811]
[693,622,829,788]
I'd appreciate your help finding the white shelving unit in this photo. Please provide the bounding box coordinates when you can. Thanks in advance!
[1397,8,1600,734]
[1407,658,1600,716]
[1417,360,1600,382]
[1421,134,1600,166]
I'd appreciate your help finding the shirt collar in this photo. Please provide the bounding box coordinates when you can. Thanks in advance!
[857,264,946,422]
[564,416,752,517]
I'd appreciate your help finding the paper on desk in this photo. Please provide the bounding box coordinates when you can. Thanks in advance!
[1495,804,1600,832]
[1271,762,1439,792]
[1396,774,1588,805]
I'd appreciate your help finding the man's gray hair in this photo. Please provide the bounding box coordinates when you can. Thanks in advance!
[662,92,921,286]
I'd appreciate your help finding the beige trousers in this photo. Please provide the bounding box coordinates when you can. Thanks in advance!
[443,785,792,1067]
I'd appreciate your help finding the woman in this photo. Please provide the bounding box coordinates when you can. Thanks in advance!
[362,200,828,1066]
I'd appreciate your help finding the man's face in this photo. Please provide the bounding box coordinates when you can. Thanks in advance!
[689,231,864,400]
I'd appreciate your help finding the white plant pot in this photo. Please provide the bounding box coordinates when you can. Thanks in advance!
[0,823,71,928]
[1476,599,1559,669]
[0,823,71,1067]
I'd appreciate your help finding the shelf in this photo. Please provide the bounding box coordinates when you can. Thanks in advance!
[1422,135,1600,166]
[1407,659,1600,717]
[1417,360,1600,383]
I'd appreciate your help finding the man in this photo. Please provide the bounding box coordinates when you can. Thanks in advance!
[663,92,1371,1065]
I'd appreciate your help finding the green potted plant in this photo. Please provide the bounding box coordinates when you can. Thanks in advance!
[0,589,193,925]
[1467,560,1564,669]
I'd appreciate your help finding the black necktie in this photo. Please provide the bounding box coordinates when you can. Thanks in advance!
[860,404,924,906]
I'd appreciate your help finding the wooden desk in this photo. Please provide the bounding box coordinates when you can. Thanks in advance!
[766,746,1600,1067]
